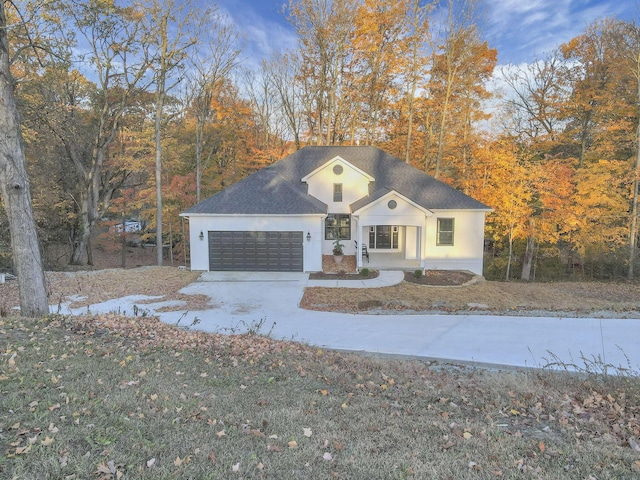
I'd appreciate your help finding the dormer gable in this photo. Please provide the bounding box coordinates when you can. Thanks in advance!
[302,156,373,212]
[301,156,374,183]
[352,190,432,217]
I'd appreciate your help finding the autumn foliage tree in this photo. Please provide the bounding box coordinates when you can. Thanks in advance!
[0,0,48,316]
[7,0,640,282]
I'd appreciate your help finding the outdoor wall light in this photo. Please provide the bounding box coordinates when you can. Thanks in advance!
[306,232,311,242]
[199,231,204,241]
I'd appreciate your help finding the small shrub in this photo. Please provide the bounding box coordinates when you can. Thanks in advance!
[413,269,423,279]
[360,268,370,276]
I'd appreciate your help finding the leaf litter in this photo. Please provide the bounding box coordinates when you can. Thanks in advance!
[1,269,640,478]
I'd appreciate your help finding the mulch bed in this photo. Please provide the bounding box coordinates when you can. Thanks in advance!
[312,254,379,279]
[320,254,357,274]
[309,270,380,280]
[403,270,475,286]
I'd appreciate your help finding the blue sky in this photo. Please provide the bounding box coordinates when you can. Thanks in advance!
[216,0,637,67]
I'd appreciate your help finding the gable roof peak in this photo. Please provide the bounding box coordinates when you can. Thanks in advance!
[301,154,375,182]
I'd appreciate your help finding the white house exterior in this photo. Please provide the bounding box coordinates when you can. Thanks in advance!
[181,146,491,275]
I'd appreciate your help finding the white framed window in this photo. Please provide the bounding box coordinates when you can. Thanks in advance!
[333,183,343,202]
[437,218,454,246]
[325,214,350,240]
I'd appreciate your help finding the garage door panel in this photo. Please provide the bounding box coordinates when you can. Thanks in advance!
[209,231,303,272]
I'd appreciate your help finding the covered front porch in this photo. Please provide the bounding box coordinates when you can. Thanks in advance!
[359,251,421,270]
[352,190,432,272]
[354,224,426,271]
[320,253,419,273]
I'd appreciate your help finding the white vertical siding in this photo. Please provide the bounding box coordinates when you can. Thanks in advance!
[423,210,486,275]
[184,214,324,272]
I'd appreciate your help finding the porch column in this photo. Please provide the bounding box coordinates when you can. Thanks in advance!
[419,218,426,271]
[355,216,363,269]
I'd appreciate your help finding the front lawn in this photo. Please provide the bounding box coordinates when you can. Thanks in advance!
[301,280,640,316]
[1,314,640,479]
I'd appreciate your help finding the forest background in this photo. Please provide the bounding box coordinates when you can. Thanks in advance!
[2,0,640,282]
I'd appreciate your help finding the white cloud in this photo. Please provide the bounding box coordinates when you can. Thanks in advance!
[217,0,297,71]
[482,0,634,66]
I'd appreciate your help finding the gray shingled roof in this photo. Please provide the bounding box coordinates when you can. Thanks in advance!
[184,146,490,215]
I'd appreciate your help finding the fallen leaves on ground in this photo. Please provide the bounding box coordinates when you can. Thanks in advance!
[0,267,201,315]
[59,312,310,363]
[300,279,640,314]
[1,300,640,478]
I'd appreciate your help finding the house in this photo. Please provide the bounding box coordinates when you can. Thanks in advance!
[181,146,491,275]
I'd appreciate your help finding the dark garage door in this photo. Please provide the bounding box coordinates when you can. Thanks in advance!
[208,231,303,272]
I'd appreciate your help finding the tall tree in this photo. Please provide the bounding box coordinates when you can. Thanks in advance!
[561,19,638,277]
[287,0,356,145]
[426,0,496,179]
[474,138,533,280]
[263,53,303,150]
[617,21,640,279]
[186,8,240,203]
[0,0,48,316]
[403,0,431,163]
[34,0,154,265]
[350,0,411,145]
[501,53,568,147]
[142,0,202,266]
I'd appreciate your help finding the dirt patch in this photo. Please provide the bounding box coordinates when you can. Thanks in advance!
[404,270,476,286]
[301,279,640,316]
[0,267,203,315]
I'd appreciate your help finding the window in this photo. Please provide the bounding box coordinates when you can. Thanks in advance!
[333,183,343,202]
[368,225,399,249]
[437,218,454,246]
[325,214,350,240]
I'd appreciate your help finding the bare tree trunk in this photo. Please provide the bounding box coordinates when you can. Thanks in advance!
[628,49,640,280]
[70,189,91,264]
[121,215,127,268]
[434,82,451,179]
[628,118,640,279]
[0,3,48,317]
[70,172,110,266]
[168,215,173,266]
[521,233,536,281]
[195,119,203,203]
[155,67,165,266]
[506,228,513,281]
[405,0,424,163]
[70,205,89,264]
[86,235,93,266]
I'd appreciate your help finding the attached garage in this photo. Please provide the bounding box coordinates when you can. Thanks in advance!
[208,231,304,272]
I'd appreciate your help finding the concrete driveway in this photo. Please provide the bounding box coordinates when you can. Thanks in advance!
[155,272,640,375]
[57,271,640,374]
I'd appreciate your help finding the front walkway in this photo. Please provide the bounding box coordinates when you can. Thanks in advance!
[307,270,404,288]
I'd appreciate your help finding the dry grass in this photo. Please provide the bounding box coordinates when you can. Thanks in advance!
[2,268,640,477]
[0,267,204,315]
[1,314,639,479]
[301,280,640,315]
[4,266,640,318]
